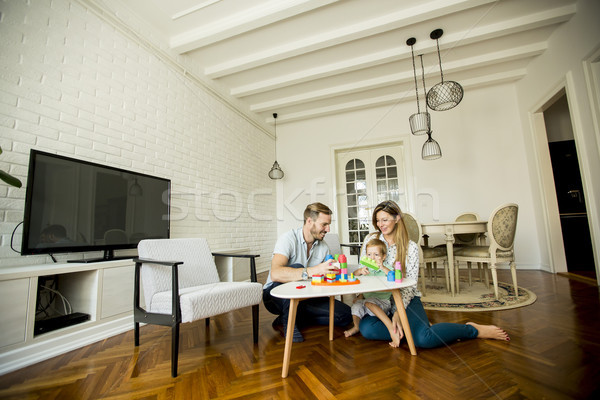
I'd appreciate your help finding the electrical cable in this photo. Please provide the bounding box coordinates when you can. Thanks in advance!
[10,221,23,253]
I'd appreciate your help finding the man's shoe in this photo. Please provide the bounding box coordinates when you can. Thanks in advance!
[272,315,283,328]
[283,323,304,343]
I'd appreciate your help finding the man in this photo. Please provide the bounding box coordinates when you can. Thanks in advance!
[263,202,352,342]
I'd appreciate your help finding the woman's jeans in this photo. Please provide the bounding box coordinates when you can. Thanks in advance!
[358,296,478,348]
[262,264,352,328]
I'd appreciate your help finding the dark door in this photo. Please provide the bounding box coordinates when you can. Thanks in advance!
[548,140,596,277]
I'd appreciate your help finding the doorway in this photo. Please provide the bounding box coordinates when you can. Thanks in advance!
[543,93,597,280]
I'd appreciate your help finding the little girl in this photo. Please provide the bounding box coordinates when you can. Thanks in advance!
[344,238,401,347]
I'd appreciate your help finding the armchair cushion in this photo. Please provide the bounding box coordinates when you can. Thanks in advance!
[150,281,263,323]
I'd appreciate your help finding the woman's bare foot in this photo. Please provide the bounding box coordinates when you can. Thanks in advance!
[466,322,510,341]
[344,325,359,337]
[388,328,401,348]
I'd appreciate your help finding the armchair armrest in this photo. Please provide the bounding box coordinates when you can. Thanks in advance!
[133,258,184,325]
[212,252,260,282]
[340,243,361,251]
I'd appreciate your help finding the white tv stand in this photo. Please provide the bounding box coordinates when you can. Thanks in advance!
[0,249,255,375]
[0,259,136,375]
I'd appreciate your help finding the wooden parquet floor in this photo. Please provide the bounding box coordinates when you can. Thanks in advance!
[1,270,599,399]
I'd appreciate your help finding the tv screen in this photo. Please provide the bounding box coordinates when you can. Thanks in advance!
[21,150,170,261]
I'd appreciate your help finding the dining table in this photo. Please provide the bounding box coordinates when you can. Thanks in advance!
[421,220,488,296]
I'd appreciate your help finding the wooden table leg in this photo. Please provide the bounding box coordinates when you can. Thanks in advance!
[392,290,417,356]
[445,228,456,297]
[281,298,299,378]
[329,296,334,341]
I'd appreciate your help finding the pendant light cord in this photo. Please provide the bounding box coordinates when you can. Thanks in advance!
[273,113,278,159]
[435,38,445,84]
[410,45,420,113]
[419,54,428,109]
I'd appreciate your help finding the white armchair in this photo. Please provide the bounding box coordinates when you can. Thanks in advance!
[133,238,263,377]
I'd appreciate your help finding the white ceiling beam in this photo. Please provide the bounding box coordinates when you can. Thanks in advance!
[205,0,498,78]
[170,0,340,53]
[249,42,546,112]
[272,68,527,124]
[230,4,574,96]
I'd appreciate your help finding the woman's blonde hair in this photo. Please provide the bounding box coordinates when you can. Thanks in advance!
[371,200,408,272]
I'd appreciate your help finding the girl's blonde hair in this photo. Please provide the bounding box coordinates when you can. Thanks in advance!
[365,238,387,259]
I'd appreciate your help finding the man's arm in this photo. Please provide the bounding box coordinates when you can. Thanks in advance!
[271,253,341,283]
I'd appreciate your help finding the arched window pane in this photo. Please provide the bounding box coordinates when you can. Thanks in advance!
[375,155,400,203]
[344,158,369,255]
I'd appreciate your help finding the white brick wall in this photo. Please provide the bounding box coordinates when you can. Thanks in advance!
[0,0,277,272]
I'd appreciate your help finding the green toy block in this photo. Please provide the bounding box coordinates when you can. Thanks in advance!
[360,256,380,270]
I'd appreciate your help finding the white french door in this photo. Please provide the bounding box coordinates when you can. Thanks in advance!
[335,144,410,252]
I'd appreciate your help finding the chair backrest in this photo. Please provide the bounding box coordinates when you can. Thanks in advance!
[104,229,128,244]
[137,238,221,304]
[454,212,480,244]
[323,233,342,255]
[488,204,519,250]
[402,212,423,245]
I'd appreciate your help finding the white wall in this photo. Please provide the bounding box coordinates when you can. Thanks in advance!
[0,0,278,271]
[515,0,600,275]
[277,83,542,269]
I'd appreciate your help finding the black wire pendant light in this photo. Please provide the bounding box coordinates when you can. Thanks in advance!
[407,37,430,135]
[418,54,442,160]
[426,29,464,111]
[268,113,284,180]
[422,131,442,160]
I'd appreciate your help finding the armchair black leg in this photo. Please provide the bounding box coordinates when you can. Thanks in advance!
[171,323,180,378]
[252,304,259,344]
[134,322,140,346]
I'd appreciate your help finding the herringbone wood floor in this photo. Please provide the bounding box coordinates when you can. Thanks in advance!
[1,270,599,399]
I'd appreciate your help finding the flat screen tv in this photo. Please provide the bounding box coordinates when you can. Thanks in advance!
[21,149,170,262]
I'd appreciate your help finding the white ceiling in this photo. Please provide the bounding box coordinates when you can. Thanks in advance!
[106,0,577,126]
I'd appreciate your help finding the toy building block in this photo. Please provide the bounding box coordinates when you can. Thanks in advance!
[348,273,357,282]
[394,261,403,282]
[312,274,324,283]
[360,256,380,270]
[387,270,395,282]
[325,254,334,262]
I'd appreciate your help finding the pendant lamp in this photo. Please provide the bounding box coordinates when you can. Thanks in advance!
[418,54,442,160]
[407,38,430,135]
[129,178,143,196]
[268,113,284,180]
[422,131,442,160]
[426,29,464,111]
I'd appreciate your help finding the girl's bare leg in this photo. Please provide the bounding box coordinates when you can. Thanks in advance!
[344,315,361,337]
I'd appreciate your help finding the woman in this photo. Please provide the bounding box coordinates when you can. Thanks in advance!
[358,200,510,348]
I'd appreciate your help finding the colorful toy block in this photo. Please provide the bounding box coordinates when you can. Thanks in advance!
[360,256,380,270]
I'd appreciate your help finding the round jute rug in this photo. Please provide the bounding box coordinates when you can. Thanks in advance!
[421,279,537,311]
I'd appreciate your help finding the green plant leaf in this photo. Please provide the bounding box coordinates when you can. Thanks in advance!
[0,170,22,188]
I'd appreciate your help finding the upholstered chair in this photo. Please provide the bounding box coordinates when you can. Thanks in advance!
[454,204,519,300]
[402,213,449,295]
